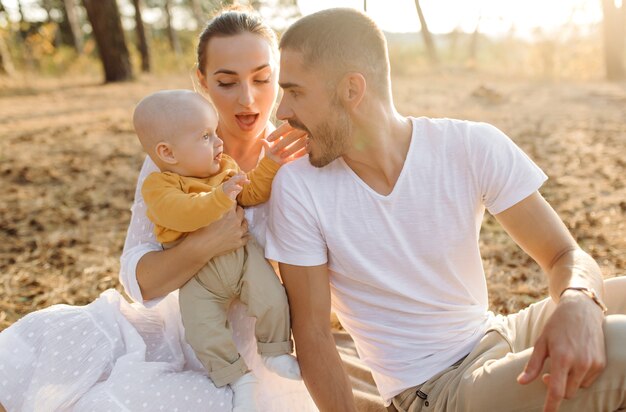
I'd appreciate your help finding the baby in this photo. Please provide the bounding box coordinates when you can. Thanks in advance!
[133,90,300,411]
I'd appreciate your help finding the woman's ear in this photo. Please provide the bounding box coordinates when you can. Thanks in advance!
[337,72,366,110]
[197,68,209,92]
[155,142,177,165]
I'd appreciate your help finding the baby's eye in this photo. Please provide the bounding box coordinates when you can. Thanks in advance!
[203,133,210,140]
[255,78,271,84]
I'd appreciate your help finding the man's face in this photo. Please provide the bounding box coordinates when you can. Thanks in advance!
[277,50,352,168]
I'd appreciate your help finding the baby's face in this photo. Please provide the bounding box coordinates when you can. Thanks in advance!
[171,104,223,178]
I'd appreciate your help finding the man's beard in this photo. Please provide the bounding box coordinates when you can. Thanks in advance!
[303,108,352,168]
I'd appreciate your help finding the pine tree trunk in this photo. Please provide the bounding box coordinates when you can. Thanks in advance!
[469,16,482,63]
[16,0,29,41]
[132,0,150,72]
[414,0,438,66]
[62,0,83,53]
[189,0,204,29]
[164,0,181,55]
[0,30,16,76]
[601,0,625,80]
[82,0,133,82]
[0,1,15,76]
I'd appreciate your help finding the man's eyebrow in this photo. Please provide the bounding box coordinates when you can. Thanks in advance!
[213,64,270,75]
[279,82,301,89]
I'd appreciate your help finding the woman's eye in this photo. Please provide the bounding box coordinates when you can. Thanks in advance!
[255,78,271,84]
[289,90,299,98]
[217,81,235,88]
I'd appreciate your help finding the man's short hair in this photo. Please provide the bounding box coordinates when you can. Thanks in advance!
[280,8,390,99]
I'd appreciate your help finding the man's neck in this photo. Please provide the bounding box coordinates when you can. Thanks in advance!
[342,107,412,196]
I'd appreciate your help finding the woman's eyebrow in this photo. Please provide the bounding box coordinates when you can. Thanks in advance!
[213,64,270,76]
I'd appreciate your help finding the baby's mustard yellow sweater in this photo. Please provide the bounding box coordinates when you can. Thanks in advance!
[142,155,280,244]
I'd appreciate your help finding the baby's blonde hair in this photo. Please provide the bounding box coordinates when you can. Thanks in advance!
[133,90,215,168]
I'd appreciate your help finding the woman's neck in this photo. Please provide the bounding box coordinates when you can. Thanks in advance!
[219,125,266,172]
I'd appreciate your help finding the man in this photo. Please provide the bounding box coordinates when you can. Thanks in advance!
[265,8,626,412]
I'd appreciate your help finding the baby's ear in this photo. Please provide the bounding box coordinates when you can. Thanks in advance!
[155,142,177,165]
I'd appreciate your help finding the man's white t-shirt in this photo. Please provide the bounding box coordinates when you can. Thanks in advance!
[265,117,547,402]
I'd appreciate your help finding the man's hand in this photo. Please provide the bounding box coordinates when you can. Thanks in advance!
[264,122,308,165]
[222,172,249,200]
[517,292,606,412]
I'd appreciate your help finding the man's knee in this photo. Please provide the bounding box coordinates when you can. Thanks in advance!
[604,277,626,315]
[604,315,626,372]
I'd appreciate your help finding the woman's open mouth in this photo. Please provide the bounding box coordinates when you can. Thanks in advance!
[235,113,259,132]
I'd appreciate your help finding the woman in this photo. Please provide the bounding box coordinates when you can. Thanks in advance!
[0,8,316,411]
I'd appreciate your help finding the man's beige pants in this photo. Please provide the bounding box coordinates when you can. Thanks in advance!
[389,277,626,412]
[179,239,292,387]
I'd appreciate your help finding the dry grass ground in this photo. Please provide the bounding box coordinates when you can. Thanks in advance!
[1,70,625,331]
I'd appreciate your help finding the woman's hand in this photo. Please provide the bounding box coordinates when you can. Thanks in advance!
[137,206,249,300]
[183,206,249,259]
[263,122,308,165]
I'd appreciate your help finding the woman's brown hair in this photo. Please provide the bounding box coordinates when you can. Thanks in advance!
[196,6,278,76]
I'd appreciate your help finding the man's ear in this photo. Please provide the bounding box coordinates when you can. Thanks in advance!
[155,142,177,165]
[337,72,366,110]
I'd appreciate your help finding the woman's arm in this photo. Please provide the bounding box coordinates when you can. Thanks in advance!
[137,207,248,300]
[121,157,248,303]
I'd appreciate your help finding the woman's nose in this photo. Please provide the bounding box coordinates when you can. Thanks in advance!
[238,83,254,107]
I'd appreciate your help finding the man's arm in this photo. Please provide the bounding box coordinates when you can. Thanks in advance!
[279,262,357,412]
[494,191,605,412]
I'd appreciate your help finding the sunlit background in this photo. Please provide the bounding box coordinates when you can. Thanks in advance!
[298,0,605,37]
[0,0,611,35]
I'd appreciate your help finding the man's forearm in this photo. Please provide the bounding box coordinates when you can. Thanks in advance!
[296,329,357,412]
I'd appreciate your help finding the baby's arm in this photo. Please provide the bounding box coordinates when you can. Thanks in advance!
[236,157,281,206]
[142,172,235,233]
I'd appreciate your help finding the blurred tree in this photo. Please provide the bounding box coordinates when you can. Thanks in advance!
[187,0,205,28]
[132,0,150,72]
[36,0,83,52]
[0,2,16,76]
[413,0,438,65]
[469,14,482,64]
[250,0,262,11]
[163,0,181,55]
[601,0,625,80]
[40,0,54,22]
[62,0,83,53]
[15,0,28,40]
[82,0,133,82]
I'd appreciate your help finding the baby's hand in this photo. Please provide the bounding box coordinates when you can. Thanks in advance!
[222,172,249,200]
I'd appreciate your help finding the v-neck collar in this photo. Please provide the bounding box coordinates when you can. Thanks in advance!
[337,118,417,200]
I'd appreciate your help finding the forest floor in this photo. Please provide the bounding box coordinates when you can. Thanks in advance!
[1,69,625,330]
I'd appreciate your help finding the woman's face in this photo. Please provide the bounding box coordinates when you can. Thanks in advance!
[199,32,279,142]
